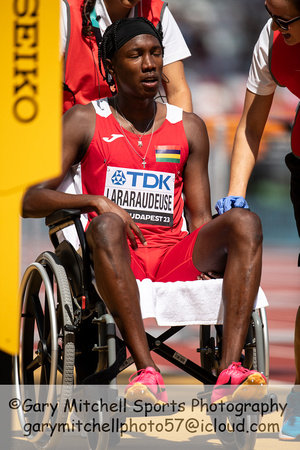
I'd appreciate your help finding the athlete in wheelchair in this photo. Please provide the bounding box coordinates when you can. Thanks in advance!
[18,17,268,448]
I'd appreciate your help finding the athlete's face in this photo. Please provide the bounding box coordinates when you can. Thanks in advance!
[109,34,163,99]
[266,0,300,45]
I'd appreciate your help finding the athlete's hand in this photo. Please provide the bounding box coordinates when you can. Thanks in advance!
[127,222,147,250]
[197,271,223,280]
[91,196,147,249]
[215,196,249,215]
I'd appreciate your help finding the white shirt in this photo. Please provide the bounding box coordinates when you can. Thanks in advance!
[60,0,191,66]
[247,19,277,96]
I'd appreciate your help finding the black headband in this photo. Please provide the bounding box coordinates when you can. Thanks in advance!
[105,17,163,60]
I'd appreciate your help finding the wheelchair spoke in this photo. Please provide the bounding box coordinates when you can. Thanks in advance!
[40,366,47,385]
[40,359,51,385]
[26,356,41,373]
[29,293,44,339]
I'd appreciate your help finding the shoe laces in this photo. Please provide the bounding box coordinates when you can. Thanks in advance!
[230,362,249,373]
[128,368,149,384]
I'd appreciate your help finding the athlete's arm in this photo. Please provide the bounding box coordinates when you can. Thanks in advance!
[162,61,193,112]
[182,112,212,232]
[228,89,274,198]
[22,103,146,247]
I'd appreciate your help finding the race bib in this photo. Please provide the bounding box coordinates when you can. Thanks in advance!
[104,166,175,226]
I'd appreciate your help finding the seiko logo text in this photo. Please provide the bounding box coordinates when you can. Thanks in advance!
[13,0,39,123]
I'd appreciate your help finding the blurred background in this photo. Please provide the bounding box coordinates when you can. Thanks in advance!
[21,0,299,384]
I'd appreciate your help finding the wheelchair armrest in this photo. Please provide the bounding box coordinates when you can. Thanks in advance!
[46,209,83,250]
[45,209,81,228]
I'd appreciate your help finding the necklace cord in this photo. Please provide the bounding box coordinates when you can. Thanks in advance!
[114,99,156,168]
[115,100,156,146]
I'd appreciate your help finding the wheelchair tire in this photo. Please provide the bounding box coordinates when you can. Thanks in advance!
[211,414,258,450]
[231,414,260,450]
[14,251,75,448]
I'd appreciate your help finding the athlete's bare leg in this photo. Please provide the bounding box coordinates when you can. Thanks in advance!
[192,208,263,373]
[86,212,157,371]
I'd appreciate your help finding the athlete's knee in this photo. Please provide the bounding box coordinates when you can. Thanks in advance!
[87,213,126,250]
[226,208,263,246]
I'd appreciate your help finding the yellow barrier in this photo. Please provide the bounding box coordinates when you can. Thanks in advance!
[0,1,61,355]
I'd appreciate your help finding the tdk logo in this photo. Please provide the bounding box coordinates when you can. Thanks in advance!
[109,168,173,192]
[126,171,171,191]
[111,170,126,185]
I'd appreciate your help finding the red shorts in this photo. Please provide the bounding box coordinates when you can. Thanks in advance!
[130,227,203,282]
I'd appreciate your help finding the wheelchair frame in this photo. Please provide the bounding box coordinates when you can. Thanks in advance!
[14,209,270,450]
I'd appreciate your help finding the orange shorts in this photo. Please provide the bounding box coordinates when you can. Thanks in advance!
[130,227,203,282]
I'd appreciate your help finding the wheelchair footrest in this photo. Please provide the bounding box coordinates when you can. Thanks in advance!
[92,344,108,352]
[83,338,126,385]
[92,318,116,337]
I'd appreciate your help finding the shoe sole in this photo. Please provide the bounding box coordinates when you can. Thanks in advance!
[213,373,267,404]
[125,383,165,406]
[278,431,299,441]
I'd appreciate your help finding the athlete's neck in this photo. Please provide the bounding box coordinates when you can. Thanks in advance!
[113,96,157,133]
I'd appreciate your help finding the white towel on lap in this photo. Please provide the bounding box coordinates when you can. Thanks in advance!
[138,278,268,326]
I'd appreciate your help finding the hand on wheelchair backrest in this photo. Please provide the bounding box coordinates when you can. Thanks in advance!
[215,196,250,215]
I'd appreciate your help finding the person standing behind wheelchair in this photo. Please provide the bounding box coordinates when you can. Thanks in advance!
[215,0,300,441]
[22,17,267,405]
[61,0,193,113]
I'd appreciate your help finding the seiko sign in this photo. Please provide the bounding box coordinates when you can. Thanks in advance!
[13,0,39,123]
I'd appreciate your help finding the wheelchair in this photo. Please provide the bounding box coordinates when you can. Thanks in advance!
[14,209,271,450]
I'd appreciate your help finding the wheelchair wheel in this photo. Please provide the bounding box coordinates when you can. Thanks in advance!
[14,251,75,448]
[211,414,259,450]
[199,310,268,377]
[232,414,260,450]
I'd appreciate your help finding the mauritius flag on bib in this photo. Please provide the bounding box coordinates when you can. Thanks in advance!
[155,145,181,163]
